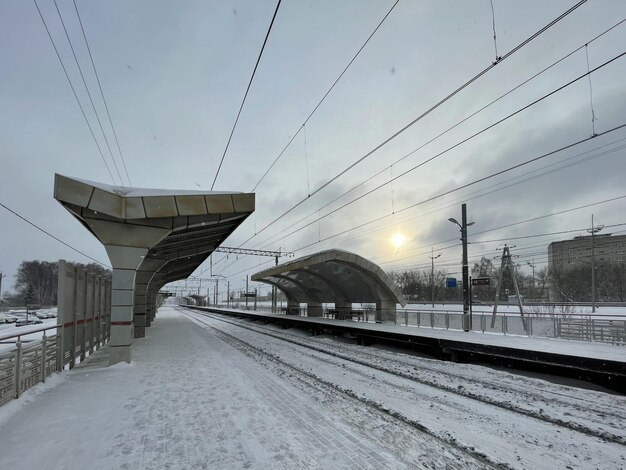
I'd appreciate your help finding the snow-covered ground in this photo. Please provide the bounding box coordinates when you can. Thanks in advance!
[0,306,624,469]
[0,313,59,353]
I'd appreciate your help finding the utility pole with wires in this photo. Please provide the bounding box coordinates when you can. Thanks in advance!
[588,214,604,313]
[429,248,441,308]
[0,272,5,303]
[491,245,525,329]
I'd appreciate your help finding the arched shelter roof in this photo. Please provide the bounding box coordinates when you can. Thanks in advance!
[251,249,406,306]
[53,174,254,285]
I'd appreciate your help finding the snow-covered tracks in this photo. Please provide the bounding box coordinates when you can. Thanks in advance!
[180,307,626,469]
[180,308,508,469]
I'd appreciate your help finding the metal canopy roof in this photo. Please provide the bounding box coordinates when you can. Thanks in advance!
[251,249,406,306]
[54,174,255,285]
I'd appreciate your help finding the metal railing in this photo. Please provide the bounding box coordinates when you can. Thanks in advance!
[204,302,625,346]
[0,325,61,407]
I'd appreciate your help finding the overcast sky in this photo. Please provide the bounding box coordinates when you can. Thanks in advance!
[1,0,626,295]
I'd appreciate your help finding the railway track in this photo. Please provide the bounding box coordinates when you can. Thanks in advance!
[179,307,626,447]
[179,307,510,469]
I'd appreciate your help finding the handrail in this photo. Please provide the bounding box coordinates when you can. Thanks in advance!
[0,324,62,343]
[397,308,626,318]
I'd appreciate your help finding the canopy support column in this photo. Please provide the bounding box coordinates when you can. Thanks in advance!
[106,246,148,364]
[307,302,323,317]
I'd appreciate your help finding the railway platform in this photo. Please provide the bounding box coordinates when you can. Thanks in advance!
[186,305,626,393]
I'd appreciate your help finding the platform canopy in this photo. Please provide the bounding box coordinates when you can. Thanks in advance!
[251,249,406,310]
[54,174,254,364]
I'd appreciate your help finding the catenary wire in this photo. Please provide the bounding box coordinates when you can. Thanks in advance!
[0,202,110,268]
[53,0,124,185]
[33,0,116,184]
[250,110,626,254]
[255,135,626,252]
[72,0,132,186]
[251,0,401,192]
[211,0,282,190]
[245,0,588,244]
[217,128,626,276]
[252,17,626,249]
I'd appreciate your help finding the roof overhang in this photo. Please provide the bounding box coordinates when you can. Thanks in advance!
[54,174,254,285]
[252,249,406,306]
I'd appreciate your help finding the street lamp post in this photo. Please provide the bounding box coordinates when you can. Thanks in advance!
[449,203,474,332]
[429,248,441,308]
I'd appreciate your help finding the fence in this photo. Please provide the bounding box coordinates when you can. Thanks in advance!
[391,310,626,345]
[0,261,112,409]
[204,301,625,346]
[557,318,626,344]
[58,260,111,368]
[0,326,60,407]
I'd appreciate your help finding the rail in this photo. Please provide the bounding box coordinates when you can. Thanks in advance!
[0,324,61,344]
[0,329,61,407]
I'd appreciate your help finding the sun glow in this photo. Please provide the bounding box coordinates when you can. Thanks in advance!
[391,233,406,249]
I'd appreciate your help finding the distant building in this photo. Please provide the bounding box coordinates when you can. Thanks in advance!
[548,233,626,302]
[548,233,626,272]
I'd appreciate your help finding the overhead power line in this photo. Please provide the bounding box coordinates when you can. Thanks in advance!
[0,202,110,268]
[284,137,626,255]
[33,0,116,184]
[52,0,124,185]
[211,0,282,190]
[251,0,401,192]
[245,0,588,244]
[248,54,626,250]
[257,18,626,247]
[72,0,132,186]
[220,123,626,276]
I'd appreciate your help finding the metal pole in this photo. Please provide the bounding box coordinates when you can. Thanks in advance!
[591,214,596,313]
[272,255,278,313]
[215,279,219,306]
[245,275,249,309]
[431,248,435,308]
[461,203,470,332]
[428,248,441,308]
[0,272,4,304]
[227,281,230,308]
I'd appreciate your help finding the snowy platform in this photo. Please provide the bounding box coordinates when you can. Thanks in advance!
[0,308,417,469]
[188,306,626,392]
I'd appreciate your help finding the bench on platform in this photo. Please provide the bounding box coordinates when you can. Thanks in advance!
[325,309,364,322]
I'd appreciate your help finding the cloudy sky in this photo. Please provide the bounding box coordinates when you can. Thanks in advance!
[1,0,625,295]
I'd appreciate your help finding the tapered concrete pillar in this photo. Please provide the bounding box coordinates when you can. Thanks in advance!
[307,302,323,317]
[376,299,397,323]
[335,300,351,314]
[133,283,148,338]
[287,300,299,315]
[106,246,149,364]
